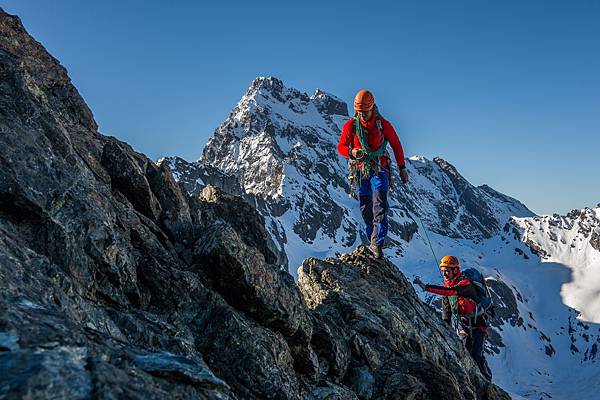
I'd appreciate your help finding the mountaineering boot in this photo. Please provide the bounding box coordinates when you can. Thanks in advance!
[370,224,383,258]
[480,358,493,380]
[369,243,383,259]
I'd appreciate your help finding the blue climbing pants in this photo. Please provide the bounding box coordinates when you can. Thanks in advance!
[358,170,389,246]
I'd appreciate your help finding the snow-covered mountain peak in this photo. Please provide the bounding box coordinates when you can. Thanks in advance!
[235,77,349,132]
[202,77,350,199]
[244,76,309,107]
[242,77,348,117]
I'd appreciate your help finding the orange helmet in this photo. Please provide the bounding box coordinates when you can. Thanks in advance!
[439,255,460,269]
[354,89,375,112]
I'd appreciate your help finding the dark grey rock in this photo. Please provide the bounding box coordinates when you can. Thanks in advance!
[590,231,600,252]
[193,218,312,341]
[134,352,229,389]
[308,383,359,400]
[101,139,163,221]
[0,346,91,400]
[0,331,19,351]
[162,157,290,268]
[346,365,375,399]
[194,185,279,265]
[192,300,302,400]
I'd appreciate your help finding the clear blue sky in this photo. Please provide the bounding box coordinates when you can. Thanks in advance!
[2,0,599,215]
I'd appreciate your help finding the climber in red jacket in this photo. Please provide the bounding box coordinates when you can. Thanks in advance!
[337,89,408,258]
[413,256,493,380]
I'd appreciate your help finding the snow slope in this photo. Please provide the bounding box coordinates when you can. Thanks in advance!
[514,208,600,322]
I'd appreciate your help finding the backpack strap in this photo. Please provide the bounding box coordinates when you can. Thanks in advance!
[376,115,384,135]
[457,273,482,303]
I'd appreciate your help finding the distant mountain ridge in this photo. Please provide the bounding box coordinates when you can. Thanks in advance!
[512,207,600,322]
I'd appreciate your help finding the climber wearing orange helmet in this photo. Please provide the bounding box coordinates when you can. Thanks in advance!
[413,256,492,380]
[337,89,408,258]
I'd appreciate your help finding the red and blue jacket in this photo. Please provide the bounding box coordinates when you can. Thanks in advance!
[337,113,405,169]
[425,275,488,334]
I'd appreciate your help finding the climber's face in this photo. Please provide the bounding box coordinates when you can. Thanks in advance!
[441,267,459,281]
[357,110,372,122]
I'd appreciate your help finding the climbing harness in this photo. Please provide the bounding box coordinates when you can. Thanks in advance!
[448,295,465,342]
[347,107,392,198]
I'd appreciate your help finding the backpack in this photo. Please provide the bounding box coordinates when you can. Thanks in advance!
[460,268,495,318]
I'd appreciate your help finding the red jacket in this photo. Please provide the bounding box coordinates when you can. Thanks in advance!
[425,276,488,334]
[337,114,405,169]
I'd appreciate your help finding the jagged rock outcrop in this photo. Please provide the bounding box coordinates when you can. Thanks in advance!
[159,156,244,198]
[160,156,290,267]
[0,9,512,399]
[298,247,509,400]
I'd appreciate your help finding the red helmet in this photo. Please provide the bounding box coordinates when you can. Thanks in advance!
[354,89,374,112]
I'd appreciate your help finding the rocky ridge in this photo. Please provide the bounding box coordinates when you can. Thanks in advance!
[0,9,509,399]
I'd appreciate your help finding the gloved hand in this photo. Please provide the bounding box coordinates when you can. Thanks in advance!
[413,276,426,291]
[351,148,365,159]
[400,167,409,184]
